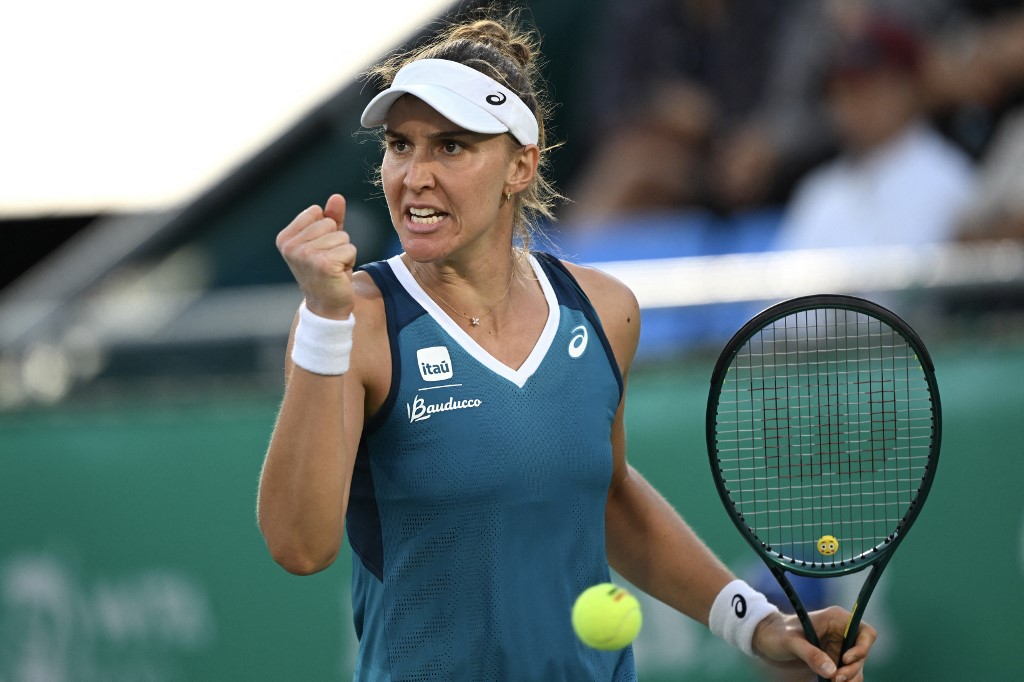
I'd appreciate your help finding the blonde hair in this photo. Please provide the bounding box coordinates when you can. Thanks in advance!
[364,8,562,252]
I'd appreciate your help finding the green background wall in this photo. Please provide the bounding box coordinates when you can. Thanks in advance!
[1,337,1021,680]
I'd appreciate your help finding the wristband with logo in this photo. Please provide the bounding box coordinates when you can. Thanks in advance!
[708,579,780,657]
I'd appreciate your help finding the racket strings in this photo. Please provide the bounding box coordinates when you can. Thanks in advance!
[714,307,935,568]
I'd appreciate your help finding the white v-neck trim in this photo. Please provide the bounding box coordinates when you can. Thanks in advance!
[388,254,560,389]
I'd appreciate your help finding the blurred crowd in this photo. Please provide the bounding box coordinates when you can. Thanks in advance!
[559,0,1024,249]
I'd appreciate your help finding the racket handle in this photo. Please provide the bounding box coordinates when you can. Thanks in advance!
[837,600,866,667]
[785,605,832,682]
[836,557,888,671]
[767,567,831,681]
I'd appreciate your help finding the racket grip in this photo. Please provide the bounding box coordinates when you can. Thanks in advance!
[837,600,865,668]
[768,567,831,682]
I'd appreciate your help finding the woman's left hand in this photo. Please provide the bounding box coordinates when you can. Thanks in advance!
[752,607,878,682]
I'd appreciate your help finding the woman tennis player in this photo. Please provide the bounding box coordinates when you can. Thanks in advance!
[256,8,877,680]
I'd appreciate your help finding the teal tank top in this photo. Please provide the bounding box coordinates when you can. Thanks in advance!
[347,253,636,681]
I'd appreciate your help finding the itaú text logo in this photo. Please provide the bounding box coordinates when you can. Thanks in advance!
[417,346,453,381]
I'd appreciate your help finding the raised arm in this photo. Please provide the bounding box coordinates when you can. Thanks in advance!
[257,194,383,575]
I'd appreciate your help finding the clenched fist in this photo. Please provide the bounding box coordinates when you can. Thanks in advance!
[276,194,358,319]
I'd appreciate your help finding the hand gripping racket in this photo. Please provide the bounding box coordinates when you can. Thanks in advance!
[706,295,940,678]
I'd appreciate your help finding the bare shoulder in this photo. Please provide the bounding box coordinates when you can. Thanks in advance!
[561,261,639,315]
[351,269,384,319]
[560,259,641,375]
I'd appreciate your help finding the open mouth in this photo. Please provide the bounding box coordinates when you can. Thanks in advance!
[409,207,448,225]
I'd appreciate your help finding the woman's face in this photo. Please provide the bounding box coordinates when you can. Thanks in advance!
[381,95,523,264]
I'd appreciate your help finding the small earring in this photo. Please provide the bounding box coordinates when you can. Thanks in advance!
[505,191,513,204]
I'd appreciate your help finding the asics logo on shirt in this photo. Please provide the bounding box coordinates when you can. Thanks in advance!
[568,325,588,358]
[417,346,453,381]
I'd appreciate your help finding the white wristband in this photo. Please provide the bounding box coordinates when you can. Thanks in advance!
[290,302,354,375]
[708,579,780,657]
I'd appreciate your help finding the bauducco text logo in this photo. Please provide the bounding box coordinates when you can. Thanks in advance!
[417,346,454,382]
[407,394,483,423]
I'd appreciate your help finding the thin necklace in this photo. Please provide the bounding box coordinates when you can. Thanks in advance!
[413,263,515,327]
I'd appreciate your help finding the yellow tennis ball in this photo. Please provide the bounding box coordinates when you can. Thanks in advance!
[572,583,643,651]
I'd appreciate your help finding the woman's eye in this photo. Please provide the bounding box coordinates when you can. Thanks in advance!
[442,141,462,154]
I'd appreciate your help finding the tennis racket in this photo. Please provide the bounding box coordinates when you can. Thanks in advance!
[706,294,940,679]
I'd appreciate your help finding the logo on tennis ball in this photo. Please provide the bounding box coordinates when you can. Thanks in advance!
[572,583,642,651]
[817,535,839,556]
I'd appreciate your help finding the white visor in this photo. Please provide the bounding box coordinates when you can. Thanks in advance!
[360,59,539,146]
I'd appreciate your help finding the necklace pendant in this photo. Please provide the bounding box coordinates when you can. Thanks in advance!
[470,318,480,326]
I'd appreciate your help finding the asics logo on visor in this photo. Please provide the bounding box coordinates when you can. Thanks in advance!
[360,59,540,146]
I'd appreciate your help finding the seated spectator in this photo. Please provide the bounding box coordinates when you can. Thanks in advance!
[560,0,793,226]
[559,0,970,230]
[923,3,1024,158]
[774,17,977,251]
[957,108,1024,241]
[928,4,1024,242]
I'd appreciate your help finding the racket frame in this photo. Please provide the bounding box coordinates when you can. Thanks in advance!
[706,294,941,665]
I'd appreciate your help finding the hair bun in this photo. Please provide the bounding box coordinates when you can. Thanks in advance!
[451,19,533,68]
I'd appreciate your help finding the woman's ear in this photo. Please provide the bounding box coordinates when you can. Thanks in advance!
[505,144,540,194]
